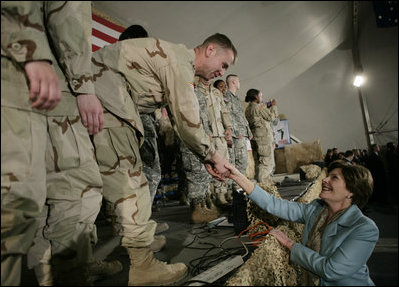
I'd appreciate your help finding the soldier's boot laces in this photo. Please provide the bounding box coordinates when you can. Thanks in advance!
[87,259,123,282]
[126,247,187,286]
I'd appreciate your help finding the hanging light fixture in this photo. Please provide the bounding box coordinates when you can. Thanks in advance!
[353,74,365,87]
[353,63,365,87]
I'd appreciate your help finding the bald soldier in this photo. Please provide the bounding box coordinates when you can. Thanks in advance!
[89,33,237,286]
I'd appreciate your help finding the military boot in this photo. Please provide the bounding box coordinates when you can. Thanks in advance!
[87,259,123,282]
[190,199,220,224]
[126,247,187,286]
[155,222,169,234]
[150,234,166,253]
[225,190,233,203]
[215,192,229,206]
[34,263,53,286]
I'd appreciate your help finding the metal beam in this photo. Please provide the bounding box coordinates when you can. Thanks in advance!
[352,1,375,149]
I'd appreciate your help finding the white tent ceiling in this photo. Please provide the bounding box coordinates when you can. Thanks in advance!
[93,1,398,152]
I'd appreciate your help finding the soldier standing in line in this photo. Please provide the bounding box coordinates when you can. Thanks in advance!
[213,79,228,100]
[224,74,253,234]
[178,76,220,224]
[245,89,279,185]
[1,2,118,285]
[89,33,237,285]
[118,25,169,236]
[204,78,233,205]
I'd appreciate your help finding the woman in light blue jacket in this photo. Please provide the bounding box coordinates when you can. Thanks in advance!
[224,160,379,286]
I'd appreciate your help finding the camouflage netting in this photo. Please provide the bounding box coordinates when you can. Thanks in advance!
[226,168,327,286]
[299,164,322,181]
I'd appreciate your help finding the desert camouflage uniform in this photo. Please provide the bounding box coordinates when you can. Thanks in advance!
[201,82,232,199]
[245,102,279,183]
[139,112,162,204]
[224,90,253,190]
[179,77,213,205]
[1,2,102,285]
[91,38,216,247]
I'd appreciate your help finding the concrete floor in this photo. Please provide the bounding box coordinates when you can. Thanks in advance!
[20,181,398,286]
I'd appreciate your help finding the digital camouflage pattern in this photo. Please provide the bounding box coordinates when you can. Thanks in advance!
[224,90,252,139]
[224,90,252,189]
[245,102,279,183]
[1,2,102,285]
[178,77,213,204]
[139,113,162,203]
[198,80,232,198]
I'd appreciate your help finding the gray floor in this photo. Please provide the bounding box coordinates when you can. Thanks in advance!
[20,185,398,286]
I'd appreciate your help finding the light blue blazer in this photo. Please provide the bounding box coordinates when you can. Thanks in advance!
[249,185,379,286]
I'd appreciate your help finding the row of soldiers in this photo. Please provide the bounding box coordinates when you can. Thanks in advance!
[1,2,235,286]
[1,2,279,286]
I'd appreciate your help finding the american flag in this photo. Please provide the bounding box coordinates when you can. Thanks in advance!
[92,13,126,52]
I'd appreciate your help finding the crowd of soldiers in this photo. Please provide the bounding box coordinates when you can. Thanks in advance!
[1,2,280,286]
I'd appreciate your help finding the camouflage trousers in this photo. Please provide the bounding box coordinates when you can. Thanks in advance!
[228,137,248,191]
[179,142,211,205]
[92,123,156,248]
[211,137,230,195]
[139,113,161,204]
[252,138,275,184]
[1,107,103,286]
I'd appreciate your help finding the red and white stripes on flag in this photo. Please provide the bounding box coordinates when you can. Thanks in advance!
[92,13,125,52]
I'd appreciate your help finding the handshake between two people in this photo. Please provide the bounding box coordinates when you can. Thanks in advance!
[204,151,240,182]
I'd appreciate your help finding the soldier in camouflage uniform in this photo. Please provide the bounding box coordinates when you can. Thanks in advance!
[224,74,253,234]
[178,76,220,224]
[224,74,253,191]
[90,34,237,285]
[213,79,228,100]
[118,25,167,233]
[245,89,279,184]
[202,78,233,205]
[1,2,111,285]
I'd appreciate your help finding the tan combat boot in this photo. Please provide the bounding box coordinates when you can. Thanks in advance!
[225,190,233,203]
[87,259,123,282]
[190,200,220,224]
[150,234,166,253]
[126,247,187,286]
[155,222,169,234]
[215,192,229,206]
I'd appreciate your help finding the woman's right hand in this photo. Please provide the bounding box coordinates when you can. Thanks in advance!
[224,162,241,179]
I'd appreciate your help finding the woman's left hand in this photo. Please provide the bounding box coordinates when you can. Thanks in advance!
[269,229,295,251]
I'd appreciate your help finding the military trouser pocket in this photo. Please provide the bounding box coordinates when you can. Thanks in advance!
[94,126,140,175]
[46,115,84,172]
[257,143,272,157]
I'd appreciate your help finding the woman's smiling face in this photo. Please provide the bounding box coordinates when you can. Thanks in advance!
[320,168,353,204]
